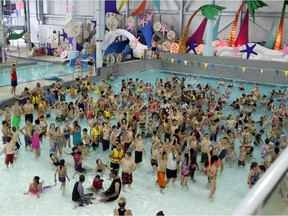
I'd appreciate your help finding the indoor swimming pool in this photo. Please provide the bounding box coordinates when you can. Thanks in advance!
[0,70,287,215]
[0,62,73,87]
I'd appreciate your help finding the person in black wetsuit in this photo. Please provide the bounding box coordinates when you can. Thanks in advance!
[100,170,121,202]
[72,175,94,206]
[113,197,133,216]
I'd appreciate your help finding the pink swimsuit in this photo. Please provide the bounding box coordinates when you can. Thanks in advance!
[31,134,40,149]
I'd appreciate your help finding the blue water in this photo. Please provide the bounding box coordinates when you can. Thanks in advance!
[0,62,74,86]
[0,69,286,215]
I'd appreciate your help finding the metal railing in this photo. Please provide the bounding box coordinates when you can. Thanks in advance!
[231,147,288,215]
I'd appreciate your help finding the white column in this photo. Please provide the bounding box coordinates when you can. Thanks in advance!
[0,0,5,62]
[95,0,105,69]
[203,0,215,56]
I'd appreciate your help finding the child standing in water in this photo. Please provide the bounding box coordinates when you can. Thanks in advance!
[180,153,190,189]
[157,150,167,194]
[208,155,219,200]
[0,137,16,168]
[54,159,70,194]
[31,130,41,158]
[131,134,146,164]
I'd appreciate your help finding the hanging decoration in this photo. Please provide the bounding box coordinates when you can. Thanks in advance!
[60,29,68,42]
[211,63,215,70]
[153,0,160,13]
[139,21,153,48]
[91,20,97,29]
[187,18,208,47]
[213,13,222,41]
[232,45,240,56]
[240,43,258,59]
[105,0,119,14]
[146,13,153,22]
[139,18,147,27]
[280,44,288,57]
[118,0,128,11]
[160,24,168,35]
[131,0,147,16]
[187,39,198,54]
[162,56,288,78]
[235,9,249,46]
[67,2,74,13]
[274,0,288,50]
[127,23,135,31]
[265,15,277,49]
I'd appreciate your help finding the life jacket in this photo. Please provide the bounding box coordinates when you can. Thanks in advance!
[110,148,123,163]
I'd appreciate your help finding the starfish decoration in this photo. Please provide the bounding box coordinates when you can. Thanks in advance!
[56,46,63,56]
[240,43,258,59]
[187,39,198,54]
[127,23,135,31]
[139,18,147,27]
[69,44,73,51]
[67,2,74,12]
[91,20,97,29]
[47,46,54,55]
[60,29,68,42]
[280,44,288,58]
[68,36,73,45]
[160,25,167,35]
[217,39,228,48]
[76,43,83,52]
[146,13,153,21]
[232,45,240,56]
[133,37,140,45]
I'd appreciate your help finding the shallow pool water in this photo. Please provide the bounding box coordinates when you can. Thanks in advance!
[0,70,287,215]
[0,62,74,86]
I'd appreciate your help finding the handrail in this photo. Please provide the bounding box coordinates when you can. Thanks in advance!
[231,147,288,215]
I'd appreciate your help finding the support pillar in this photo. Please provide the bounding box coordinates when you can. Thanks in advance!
[203,0,215,56]
[68,0,77,58]
[25,0,31,50]
[95,0,105,70]
[0,0,5,62]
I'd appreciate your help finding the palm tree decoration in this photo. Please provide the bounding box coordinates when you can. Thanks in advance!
[274,0,288,50]
[227,0,268,47]
[178,4,225,54]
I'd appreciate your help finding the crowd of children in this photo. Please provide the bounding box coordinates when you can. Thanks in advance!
[0,72,287,210]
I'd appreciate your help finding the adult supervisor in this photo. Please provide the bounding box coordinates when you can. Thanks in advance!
[100,170,121,202]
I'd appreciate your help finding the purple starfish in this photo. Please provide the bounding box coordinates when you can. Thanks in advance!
[60,29,68,42]
[187,39,198,54]
[240,43,258,59]
[91,20,97,29]
[46,46,54,55]
[68,36,73,45]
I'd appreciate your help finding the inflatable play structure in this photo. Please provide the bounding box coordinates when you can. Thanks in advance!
[104,29,147,59]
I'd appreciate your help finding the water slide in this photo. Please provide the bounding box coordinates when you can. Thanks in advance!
[104,29,147,58]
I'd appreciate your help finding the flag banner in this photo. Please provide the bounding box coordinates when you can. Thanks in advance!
[242,67,246,73]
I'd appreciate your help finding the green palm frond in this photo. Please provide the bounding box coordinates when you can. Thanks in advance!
[245,0,268,22]
[200,4,226,20]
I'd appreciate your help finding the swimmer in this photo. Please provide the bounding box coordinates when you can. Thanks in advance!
[113,197,133,216]
[54,159,70,193]
[24,176,55,198]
